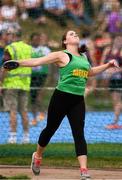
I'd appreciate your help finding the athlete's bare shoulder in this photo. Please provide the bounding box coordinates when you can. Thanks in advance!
[57,50,69,60]
[54,50,70,67]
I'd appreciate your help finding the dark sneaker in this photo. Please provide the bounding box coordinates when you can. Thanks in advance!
[31,152,42,175]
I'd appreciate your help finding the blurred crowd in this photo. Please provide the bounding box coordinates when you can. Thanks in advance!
[0,0,121,30]
[0,0,122,144]
[0,0,121,60]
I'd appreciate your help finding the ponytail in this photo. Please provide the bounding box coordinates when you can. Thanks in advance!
[79,44,92,65]
[78,44,88,53]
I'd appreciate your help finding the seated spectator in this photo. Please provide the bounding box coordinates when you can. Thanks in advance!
[113,35,122,49]
[107,2,122,34]
[0,0,20,30]
[65,0,93,26]
[99,0,122,34]
[43,0,67,27]
[100,0,114,15]
[18,0,46,24]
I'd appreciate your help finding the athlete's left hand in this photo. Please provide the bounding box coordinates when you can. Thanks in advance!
[108,59,119,68]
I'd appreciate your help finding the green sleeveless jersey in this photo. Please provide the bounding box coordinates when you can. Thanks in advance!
[56,50,90,96]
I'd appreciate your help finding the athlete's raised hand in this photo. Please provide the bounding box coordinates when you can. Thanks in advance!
[108,59,119,68]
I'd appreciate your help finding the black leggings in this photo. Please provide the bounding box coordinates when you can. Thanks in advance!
[38,89,87,156]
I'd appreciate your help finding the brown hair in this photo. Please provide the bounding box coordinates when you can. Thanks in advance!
[78,44,88,53]
[61,31,88,54]
[61,31,67,49]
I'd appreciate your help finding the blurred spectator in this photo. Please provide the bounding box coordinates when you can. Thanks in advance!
[93,32,112,88]
[113,35,122,49]
[48,39,60,49]
[0,32,4,66]
[0,29,15,108]
[94,32,112,66]
[79,31,96,97]
[40,32,51,55]
[43,0,67,27]
[0,29,15,66]
[40,32,58,86]
[2,30,32,143]
[18,0,46,24]
[0,0,2,7]
[30,32,51,126]
[107,1,122,34]
[0,0,20,31]
[65,0,93,26]
[101,43,122,129]
[99,0,122,34]
[100,0,114,15]
[91,0,102,16]
[79,31,95,65]
[83,0,94,18]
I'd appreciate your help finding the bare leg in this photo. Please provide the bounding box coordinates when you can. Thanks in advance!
[21,111,30,143]
[8,111,17,143]
[21,111,29,132]
[10,111,17,132]
[111,92,121,124]
[78,155,91,179]
[35,144,45,158]
[78,155,87,169]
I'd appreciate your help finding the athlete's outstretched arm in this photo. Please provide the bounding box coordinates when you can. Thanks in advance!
[88,59,119,77]
[19,51,61,67]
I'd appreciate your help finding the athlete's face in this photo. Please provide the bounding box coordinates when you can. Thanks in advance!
[64,31,80,47]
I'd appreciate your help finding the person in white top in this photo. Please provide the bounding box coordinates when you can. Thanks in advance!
[0,0,20,30]
[18,0,46,24]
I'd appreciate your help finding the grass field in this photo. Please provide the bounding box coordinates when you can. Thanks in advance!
[0,174,30,179]
[0,143,122,169]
